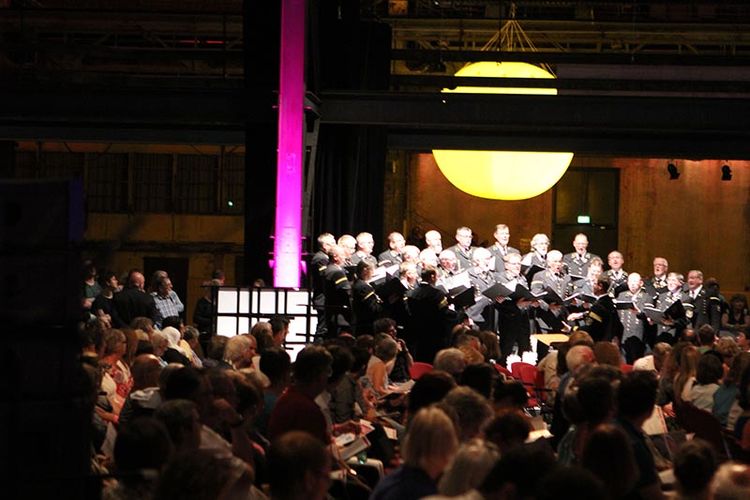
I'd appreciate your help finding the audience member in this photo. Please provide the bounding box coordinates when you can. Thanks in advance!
[267,431,331,500]
[439,386,493,442]
[673,439,717,500]
[615,371,663,500]
[370,406,459,500]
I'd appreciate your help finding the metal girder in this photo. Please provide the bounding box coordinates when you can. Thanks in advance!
[318,91,750,157]
[2,87,750,157]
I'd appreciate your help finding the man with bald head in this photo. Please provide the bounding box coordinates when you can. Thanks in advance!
[378,231,405,267]
[118,354,164,426]
[114,269,157,325]
[562,233,599,278]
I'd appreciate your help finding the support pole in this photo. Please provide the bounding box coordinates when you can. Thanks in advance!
[273,0,306,287]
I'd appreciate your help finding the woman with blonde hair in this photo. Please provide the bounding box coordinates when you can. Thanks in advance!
[371,406,459,500]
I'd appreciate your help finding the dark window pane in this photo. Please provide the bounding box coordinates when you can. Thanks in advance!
[133,153,171,212]
[222,155,245,213]
[86,153,128,212]
[175,154,216,214]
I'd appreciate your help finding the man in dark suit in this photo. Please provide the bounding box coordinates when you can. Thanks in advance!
[311,232,336,337]
[495,252,536,365]
[686,269,721,331]
[407,268,456,362]
[323,245,352,337]
[488,224,520,273]
[114,270,157,325]
[562,233,599,278]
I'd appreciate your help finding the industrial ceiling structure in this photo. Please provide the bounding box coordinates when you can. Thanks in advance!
[1,1,750,155]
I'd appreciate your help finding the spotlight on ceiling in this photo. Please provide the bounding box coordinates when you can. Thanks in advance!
[721,164,733,181]
[667,162,680,180]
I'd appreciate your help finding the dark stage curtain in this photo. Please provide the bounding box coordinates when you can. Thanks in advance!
[312,123,387,247]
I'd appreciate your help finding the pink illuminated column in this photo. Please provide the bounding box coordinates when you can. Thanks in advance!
[274,0,306,287]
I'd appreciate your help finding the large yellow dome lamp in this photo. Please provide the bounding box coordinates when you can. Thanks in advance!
[432,61,574,200]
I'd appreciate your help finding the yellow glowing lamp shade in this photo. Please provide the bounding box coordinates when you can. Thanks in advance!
[432,62,574,200]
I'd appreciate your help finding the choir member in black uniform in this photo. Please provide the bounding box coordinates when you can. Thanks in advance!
[569,278,622,342]
[488,224,520,274]
[437,249,460,280]
[604,250,628,295]
[466,247,498,330]
[653,272,690,345]
[351,232,377,267]
[562,233,599,278]
[447,226,476,272]
[572,256,604,297]
[311,232,336,337]
[616,273,654,363]
[377,231,405,266]
[521,233,550,270]
[644,256,669,298]
[406,267,457,363]
[351,260,383,336]
[337,234,357,265]
[323,245,352,337]
[686,269,722,332]
[495,252,537,365]
[531,250,571,332]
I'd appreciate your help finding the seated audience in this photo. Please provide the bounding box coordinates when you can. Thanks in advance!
[439,386,493,443]
[581,424,638,499]
[268,345,333,444]
[437,438,500,496]
[672,439,717,500]
[370,406,459,500]
[689,353,723,411]
[484,412,532,453]
[267,431,331,500]
[614,371,663,500]
[433,348,466,382]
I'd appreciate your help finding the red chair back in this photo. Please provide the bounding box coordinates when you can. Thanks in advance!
[621,364,634,373]
[511,362,538,386]
[494,363,513,379]
[409,361,433,380]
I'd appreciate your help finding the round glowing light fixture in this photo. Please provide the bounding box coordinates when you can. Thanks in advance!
[432,62,574,200]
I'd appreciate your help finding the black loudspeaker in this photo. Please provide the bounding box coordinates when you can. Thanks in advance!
[0,179,84,326]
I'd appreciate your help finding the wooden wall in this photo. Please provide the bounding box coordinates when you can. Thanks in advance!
[85,213,244,326]
[408,153,554,250]
[406,153,750,293]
